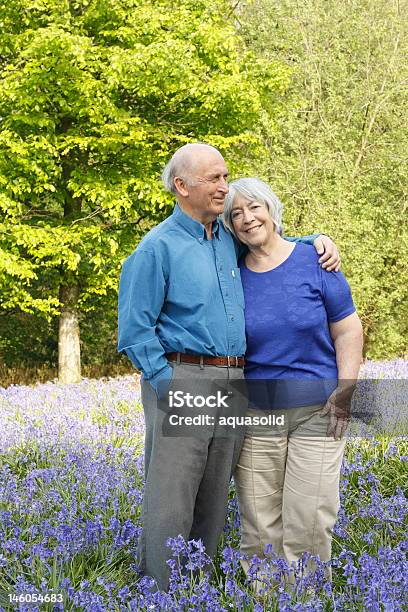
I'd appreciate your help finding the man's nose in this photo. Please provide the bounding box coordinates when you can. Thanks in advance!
[218,178,229,193]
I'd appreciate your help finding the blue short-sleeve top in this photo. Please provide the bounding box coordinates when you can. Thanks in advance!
[240,243,356,408]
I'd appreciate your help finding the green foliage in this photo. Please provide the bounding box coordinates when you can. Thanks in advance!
[1,0,405,371]
[0,312,57,368]
[241,0,408,359]
[0,0,289,318]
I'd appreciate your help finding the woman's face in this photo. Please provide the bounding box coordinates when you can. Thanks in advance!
[231,195,276,247]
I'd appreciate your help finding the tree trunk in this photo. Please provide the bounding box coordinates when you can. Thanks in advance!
[58,284,81,383]
[59,151,82,384]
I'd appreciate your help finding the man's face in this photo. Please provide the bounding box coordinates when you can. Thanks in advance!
[178,150,229,224]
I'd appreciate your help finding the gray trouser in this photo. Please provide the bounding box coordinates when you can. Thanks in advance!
[139,361,247,591]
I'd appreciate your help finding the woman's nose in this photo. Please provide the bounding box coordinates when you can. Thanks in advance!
[243,208,255,223]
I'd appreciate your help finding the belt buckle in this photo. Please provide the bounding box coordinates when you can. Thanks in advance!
[227,356,238,367]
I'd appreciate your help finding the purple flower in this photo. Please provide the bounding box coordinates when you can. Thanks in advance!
[0,364,406,609]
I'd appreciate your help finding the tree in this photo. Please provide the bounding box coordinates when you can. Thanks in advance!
[241,0,408,358]
[0,0,290,381]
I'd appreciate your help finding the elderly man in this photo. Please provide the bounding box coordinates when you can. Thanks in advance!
[118,143,340,591]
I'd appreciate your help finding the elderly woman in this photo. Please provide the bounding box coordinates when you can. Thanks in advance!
[223,178,363,581]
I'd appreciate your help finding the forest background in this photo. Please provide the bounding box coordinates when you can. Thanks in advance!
[0,0,407,386]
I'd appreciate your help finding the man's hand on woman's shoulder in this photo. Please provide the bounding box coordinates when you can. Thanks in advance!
[314,235,341,272]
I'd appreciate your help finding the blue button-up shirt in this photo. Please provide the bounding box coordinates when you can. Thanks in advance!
[118,204,317,393]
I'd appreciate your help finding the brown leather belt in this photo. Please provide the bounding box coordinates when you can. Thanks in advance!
[166,352,245,368]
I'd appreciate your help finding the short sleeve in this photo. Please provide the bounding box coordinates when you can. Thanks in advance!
[321,270,356,323]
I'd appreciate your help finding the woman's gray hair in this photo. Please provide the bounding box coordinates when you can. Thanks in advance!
[223,178,284,236]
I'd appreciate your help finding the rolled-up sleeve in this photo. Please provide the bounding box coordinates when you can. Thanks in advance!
[118,249,172,388]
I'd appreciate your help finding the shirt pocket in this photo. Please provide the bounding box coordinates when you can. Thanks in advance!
[171,260,210,297]
[172,275,202,296]
[232,267,245,309]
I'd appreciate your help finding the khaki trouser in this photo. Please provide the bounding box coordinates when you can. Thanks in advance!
[234,406,346,587]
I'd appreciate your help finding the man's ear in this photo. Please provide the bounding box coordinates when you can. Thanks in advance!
[174,176,189,198]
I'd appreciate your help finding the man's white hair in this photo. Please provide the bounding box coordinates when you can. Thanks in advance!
[161,143,222,195]
[223,178,284,236]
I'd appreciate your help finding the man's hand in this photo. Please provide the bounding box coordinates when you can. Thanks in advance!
[320,386,355,439]
[314,235,341,272]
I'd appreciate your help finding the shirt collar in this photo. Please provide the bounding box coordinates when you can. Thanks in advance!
[172,203,221,242]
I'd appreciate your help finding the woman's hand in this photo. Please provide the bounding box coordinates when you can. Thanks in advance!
[314,235,341,271]
[318,261,361,439]
[320,386,355,439]
[325,312,364,438]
